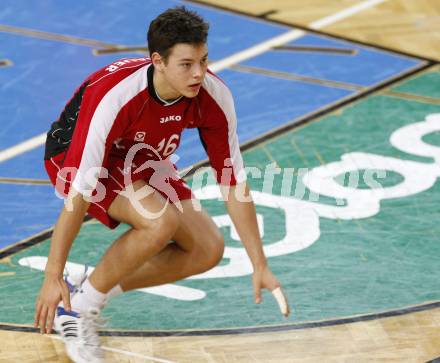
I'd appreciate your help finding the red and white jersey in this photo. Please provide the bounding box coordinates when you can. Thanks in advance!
[45,57,246,196]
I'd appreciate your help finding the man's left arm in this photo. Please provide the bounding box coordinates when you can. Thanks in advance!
[221,182,291,317]
[198,76,290,316]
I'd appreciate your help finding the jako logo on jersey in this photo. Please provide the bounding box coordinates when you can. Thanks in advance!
[134,132,146,142]
[160,115,182,124]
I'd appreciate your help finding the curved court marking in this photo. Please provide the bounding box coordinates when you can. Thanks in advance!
[18,256,207,301]
[0,0,388,164]
[2,301,439,336]
[1,103,439,333]
[48,335,177,363]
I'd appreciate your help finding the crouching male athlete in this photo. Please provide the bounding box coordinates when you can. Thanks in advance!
[35,6,290,362]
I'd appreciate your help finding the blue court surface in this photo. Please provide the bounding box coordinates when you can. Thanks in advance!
[0,1,426,249]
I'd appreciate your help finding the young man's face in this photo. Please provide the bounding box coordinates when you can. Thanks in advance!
[153,43,208,99]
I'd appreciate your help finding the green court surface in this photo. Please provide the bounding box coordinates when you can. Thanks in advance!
[392,68,440,99]
[1,68,440,331]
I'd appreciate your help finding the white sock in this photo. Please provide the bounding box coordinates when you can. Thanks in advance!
[106,284,124,300]
[71,278,107,313]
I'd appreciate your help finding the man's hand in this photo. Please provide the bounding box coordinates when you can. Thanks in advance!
[222,183,291,317]
[34,189,89,334]
[253,265,290,317]
[34,274,71,334]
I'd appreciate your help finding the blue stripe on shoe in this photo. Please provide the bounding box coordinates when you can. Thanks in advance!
[64,277,76,293]
[57,306,80,318]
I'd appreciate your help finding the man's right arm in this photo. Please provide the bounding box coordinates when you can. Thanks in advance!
[34,190,90,334]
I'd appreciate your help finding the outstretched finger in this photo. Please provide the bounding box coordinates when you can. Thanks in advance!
[253,280,262,304]
[272,287,290,317]
[60,282,71,312]
[46,306,56,334]
[34,299,42,328]
[39,305,48,334]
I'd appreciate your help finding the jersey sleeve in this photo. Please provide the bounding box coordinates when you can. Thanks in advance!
[62,64,148,196]
[198,75,247,186]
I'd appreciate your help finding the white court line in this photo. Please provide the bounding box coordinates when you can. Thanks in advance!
[19,256,206,301]
[49,335,177,363]
[0,133,46,163]
[0,0,388,164]
[210,0,389,71]
[309,0,389,29]
[209,29,306,72]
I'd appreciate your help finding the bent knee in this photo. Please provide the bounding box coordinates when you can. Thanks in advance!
[202,231,225,269]
[136,208,180,247]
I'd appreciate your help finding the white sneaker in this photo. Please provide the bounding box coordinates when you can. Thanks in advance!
[64,267,89,294]
[55,267,105,363]
[54,306,105,363]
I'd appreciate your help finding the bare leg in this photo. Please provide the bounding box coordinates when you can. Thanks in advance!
[90,179,224,293]
[88,182,180,293]
[117,200,224,291]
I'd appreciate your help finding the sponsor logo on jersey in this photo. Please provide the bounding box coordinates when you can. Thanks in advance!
[160,115,182,124]
[105,58,148,73]
[134,131,146,142]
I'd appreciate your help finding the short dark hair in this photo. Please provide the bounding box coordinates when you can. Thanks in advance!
[147,6,209,61]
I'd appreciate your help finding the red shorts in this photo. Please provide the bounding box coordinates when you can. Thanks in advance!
[45,152,194,229]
